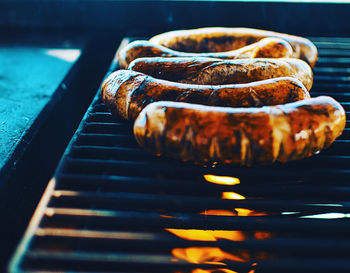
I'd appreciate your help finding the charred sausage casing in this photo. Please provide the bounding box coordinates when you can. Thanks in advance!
[102,70,310,121]
[149,27,318,67]
[129,57,313,91]
[118,37,293,68]
[133,97,346,165]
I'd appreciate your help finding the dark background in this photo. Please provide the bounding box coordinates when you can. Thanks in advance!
[0,0,349,272]
[1,0,350,36]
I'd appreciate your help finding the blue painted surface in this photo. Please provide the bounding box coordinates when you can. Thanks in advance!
[0,46,81,175]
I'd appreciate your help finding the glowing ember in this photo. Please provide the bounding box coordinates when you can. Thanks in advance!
[201,210,236,216]
[159,214,175,219]
[203,175,240,185]
[254,231,271,240]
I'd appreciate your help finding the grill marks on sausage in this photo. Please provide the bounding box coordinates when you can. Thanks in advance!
[129,57,313,91]
[161,35,259,53]
[102,70,310,121]
[149,27,318,67]
[134,98,346,165]
[119,38,293,68]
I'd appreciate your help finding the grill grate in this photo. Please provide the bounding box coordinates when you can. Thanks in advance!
[9,37,350,273]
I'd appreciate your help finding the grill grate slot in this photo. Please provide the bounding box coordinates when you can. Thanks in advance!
[9,37,350,273]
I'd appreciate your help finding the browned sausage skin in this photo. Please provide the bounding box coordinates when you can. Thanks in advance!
[129,57,313,91]
[149,27,318,67]
[118,37,293,68]
[102,70,310,121]
[134,97,345,165]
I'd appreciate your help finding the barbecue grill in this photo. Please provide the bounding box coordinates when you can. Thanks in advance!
[7,34,350,273]
[2,1,350,272]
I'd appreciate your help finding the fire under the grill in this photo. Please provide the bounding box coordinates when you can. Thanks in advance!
[8,36,350,273]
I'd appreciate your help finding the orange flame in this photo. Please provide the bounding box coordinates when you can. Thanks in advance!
[201,210,236,216]
[254,231,271,240]
[172,247,246,264]
[168,187,269,273]
[204,175,240,186]
[201,209,266,217]
[222,192,245,200]
[166,228,245,242]
[235,208,267,217]
[192,269,238,273]
[159,214,175,219]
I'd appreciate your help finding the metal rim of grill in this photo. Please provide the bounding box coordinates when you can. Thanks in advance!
[8,37,350,273]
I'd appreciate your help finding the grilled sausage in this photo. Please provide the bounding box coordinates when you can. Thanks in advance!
[129,57,313,91]
[102,70,310,121]
[149,27,318,67]
[118,37,293,68]
[133,97,346,165]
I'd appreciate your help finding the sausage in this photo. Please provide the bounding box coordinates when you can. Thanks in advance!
[133,97,346,165]
[149,27,318,68]
[129,57,313,91]
[102,70,310,121]
[118,37,293,68]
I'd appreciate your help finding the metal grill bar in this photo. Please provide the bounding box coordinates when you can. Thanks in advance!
[48,191,350,214]
[9,37,350,273]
